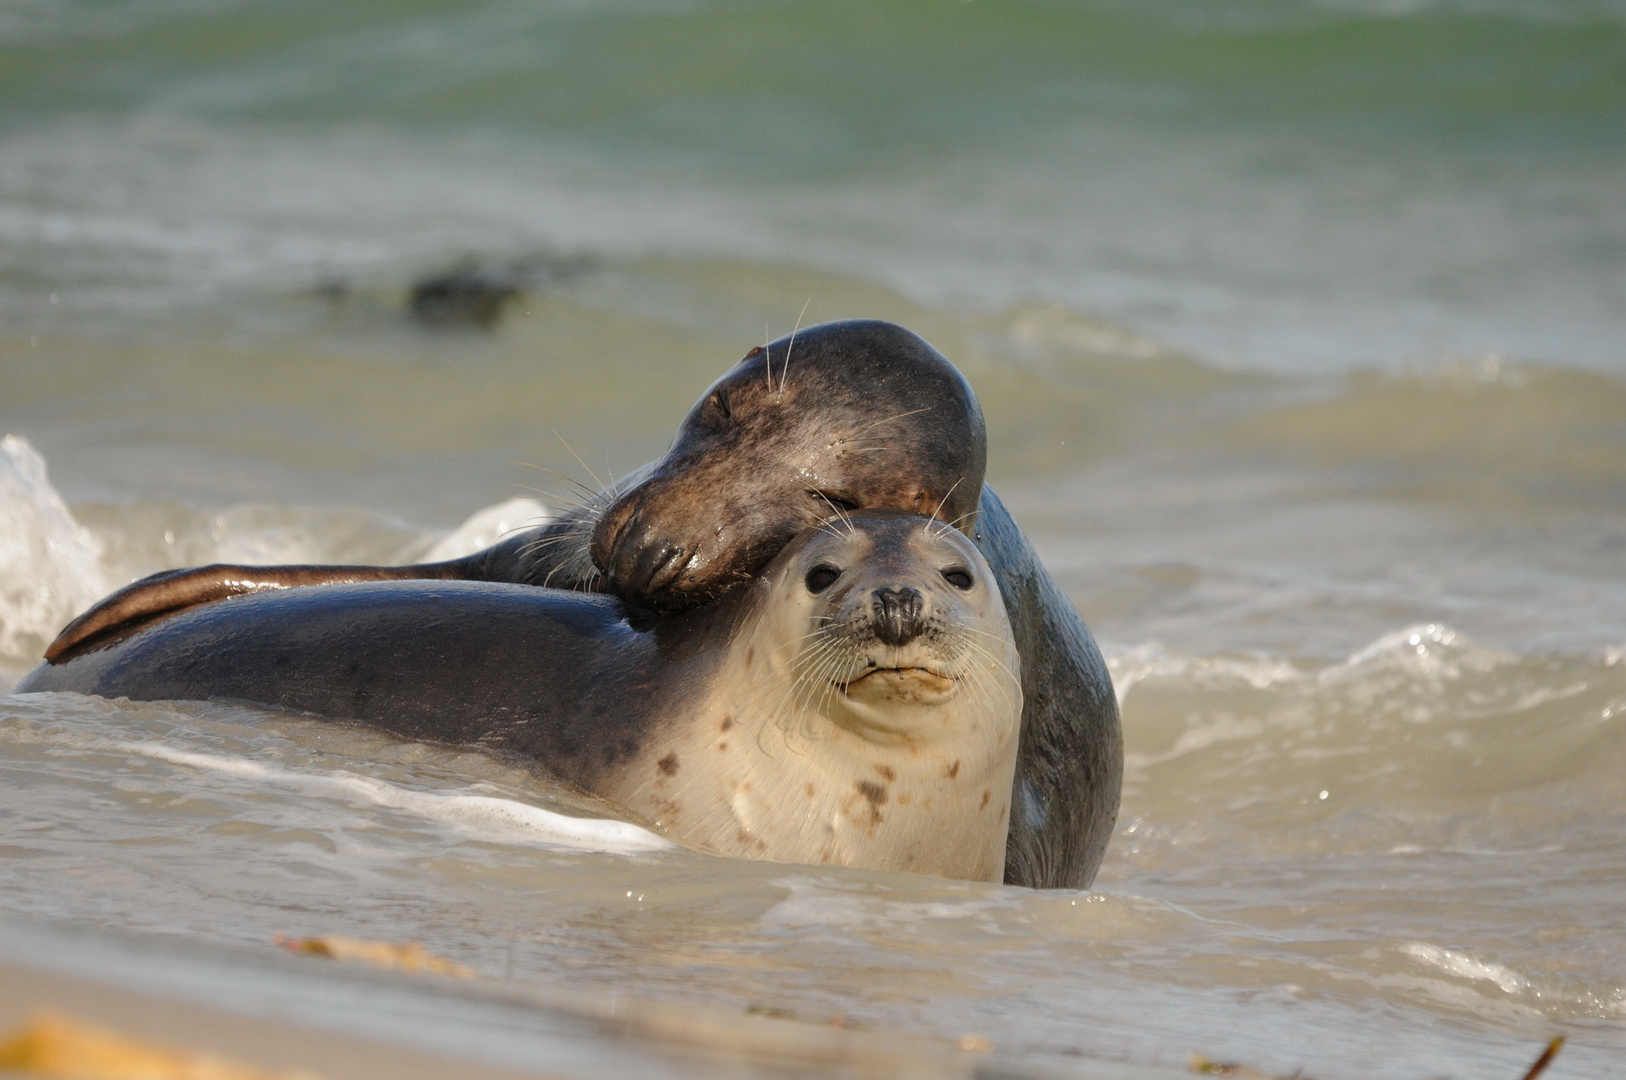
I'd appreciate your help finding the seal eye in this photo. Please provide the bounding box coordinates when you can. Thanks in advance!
[805,564,841,594]
[809,490,859,513]
[707,390,731,421]
[941,568,974,590]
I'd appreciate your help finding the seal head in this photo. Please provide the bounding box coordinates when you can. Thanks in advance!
[592,320,986,611]
[609,511,1023,882]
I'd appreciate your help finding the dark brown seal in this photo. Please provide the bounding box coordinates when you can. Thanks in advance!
[41,320,1121,889]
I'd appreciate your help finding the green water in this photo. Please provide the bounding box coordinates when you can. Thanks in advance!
[3,3,1625,1077]
[2,0,1623,367]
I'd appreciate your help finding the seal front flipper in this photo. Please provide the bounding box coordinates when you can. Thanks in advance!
[42,506,607,665]
[43,562,460,663]
[43,491,615,665]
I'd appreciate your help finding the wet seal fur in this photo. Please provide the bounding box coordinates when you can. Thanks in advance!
[42,320,1121,889]
[21,513,1023,882]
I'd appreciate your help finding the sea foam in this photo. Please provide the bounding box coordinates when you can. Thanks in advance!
[121,740,674,856]
[0,435,107,669]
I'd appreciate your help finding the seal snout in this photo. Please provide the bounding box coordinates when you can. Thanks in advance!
[872,585,925,647]
[628,537,689,595]
[592,490,696,603]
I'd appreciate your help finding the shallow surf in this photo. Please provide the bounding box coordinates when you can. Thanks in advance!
[4,289,1624,1074]
[3,0,1625,1074]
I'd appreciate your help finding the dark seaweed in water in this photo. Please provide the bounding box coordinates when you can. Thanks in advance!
[408,265,524,329]
[407,255,594,329]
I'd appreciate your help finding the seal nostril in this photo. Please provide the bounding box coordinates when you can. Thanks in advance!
[873,585,924,646]
[629,540,687,595]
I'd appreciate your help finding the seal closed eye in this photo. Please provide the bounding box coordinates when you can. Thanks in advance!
[18,513,1024,883]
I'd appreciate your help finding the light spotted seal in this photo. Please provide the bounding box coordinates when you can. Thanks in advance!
[20,513,1024,882]
[41,319,1120,889]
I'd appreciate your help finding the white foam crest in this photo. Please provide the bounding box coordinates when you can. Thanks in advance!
[1321,623,1515,685]
[1106,641,1303,706]
[1401,942,1528,996]
[203,509,370,566]
[1004,305,1175,365]
[98,502,433,587]
[121,741,673,855]
[0,435,108,667]
[421,497,551,562]
[1122,714,1272,772]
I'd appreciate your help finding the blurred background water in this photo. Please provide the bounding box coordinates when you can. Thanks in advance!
[2,1,1625,1077]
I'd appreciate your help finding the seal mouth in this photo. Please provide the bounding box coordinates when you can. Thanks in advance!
[838,666,958,706]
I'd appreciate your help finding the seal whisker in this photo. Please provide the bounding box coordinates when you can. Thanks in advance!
[799,632,853,716]
[779,298,812,397]
[849,407,931,437]
[792,651,839,734]
[811,490,857,536]
[509,482,577,507]
[794,631,844,704]
[791,624,840,648]
[934,507,980,536]
[763,319,774,395]
[957,622,1020,651]
[925,476,966,534]
[517,534,579,562]
[498,519,550,540]
[950,638,1021,713]
[515,513,603,561]
[513,462,602,502]
[955,621,1022,660]
[812,644,859,726]
[812,518,850,542]
[551,430,605,493]
[517,521,594,551]
[520,536,572,559]
[782,635,849,745]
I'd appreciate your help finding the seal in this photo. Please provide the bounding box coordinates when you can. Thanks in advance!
[42,320,1120,890]
[19,513,1023,882]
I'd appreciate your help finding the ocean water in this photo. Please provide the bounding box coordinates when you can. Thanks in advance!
[2,1,1625,1076]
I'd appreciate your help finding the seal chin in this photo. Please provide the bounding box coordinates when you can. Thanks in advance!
[840,667,959,707]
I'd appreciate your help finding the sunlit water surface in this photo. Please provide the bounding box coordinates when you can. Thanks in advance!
[3,0,1626,1076]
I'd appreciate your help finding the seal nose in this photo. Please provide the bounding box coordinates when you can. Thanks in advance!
[872,586,924,646]
[626,537,687,595]
[590,490,642,578]
[591,490,690,601]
